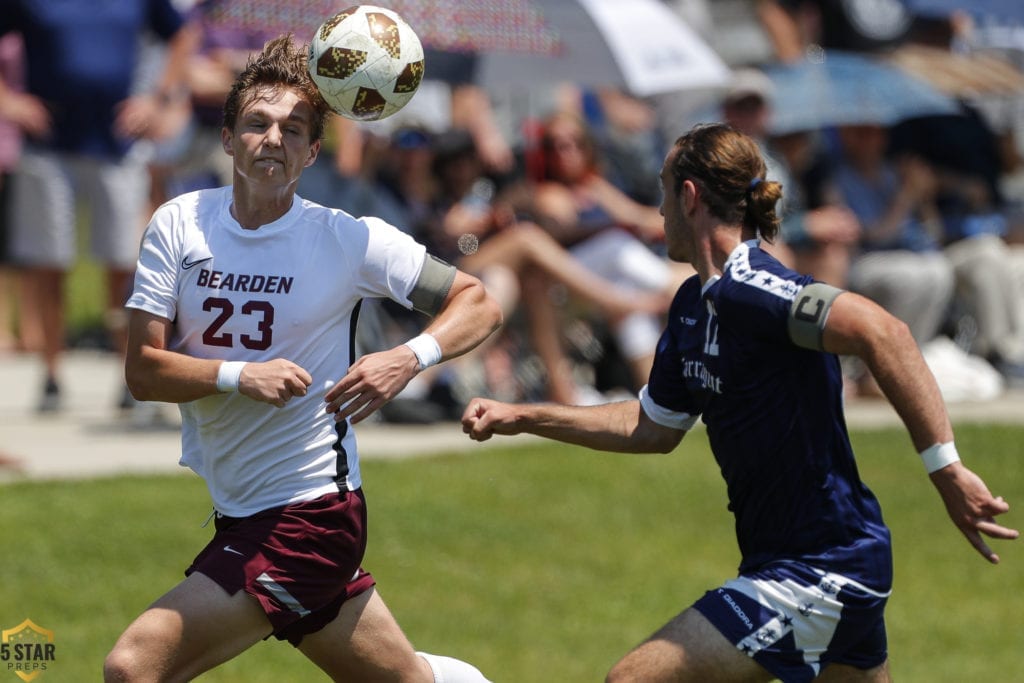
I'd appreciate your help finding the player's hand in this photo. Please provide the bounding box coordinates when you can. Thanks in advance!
[0,91,51,140]
[237,359,312,407]
[930,461,1019,563]
[461,398,522,442]
[324,346,419,424]
[114,94,168,141]
[803,206,860,245]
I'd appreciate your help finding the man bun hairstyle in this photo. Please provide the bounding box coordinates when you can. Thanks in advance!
[222,34,333,142]
[670,123,783,242]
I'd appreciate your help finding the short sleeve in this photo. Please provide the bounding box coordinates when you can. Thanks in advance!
[354,216,429,306]
[125,205,182,321]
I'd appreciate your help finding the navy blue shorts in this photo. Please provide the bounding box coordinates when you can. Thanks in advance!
[693,561,890,681]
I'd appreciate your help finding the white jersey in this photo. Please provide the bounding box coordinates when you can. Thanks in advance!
[127,187,428,517]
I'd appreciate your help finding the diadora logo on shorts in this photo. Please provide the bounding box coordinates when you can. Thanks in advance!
[1,619,56,682]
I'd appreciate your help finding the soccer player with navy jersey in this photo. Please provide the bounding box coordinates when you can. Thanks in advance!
[106,37,500,682]
[462,123,1017,682]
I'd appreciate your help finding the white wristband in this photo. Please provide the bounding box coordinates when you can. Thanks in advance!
[404,333,442,370]
[919,442,960,474]
[216,361,247,393]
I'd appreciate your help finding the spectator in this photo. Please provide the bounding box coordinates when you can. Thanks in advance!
[833,123,962,396]
[0,0,194,412]
[772,129,860,287]
[531,111,685,393]
[424,128,668,406]
[890,111,1024,385]
[833,124,955,346]
[756,0,916,61]
[0,32,26,352]
[308,49,516,214]
[719,67,797,267]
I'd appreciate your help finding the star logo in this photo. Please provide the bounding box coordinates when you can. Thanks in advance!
[1,619,56,682]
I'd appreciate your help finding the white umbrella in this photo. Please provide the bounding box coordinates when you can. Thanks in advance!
[475,0,731,97]
[227,0,730,98]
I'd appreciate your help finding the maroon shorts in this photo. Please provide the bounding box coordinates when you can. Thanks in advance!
[186,489,376,646]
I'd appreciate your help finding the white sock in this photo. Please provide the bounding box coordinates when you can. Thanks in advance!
[416,651,492,683]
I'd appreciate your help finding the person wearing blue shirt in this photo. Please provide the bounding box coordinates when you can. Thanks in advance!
[0,0,194,412]
[462,123,1017,682]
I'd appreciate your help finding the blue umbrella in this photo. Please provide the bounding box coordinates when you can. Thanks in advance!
[765,51,961,136]
[902,0,1024,21]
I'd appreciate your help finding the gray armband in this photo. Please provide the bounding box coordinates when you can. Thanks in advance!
[409,254,457,316]
[787,282,844,351]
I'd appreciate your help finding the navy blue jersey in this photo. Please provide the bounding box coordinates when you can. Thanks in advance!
[0,0,185,158]
[644,241,892,590]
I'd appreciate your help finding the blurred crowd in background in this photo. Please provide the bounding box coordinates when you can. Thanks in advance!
[3,0,1024,425]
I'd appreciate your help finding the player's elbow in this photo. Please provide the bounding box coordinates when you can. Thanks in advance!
[451,273,503,336]
[644,431,683,454]
[124,369,155,402]
[477,285,504,336]
[124,351,161,402]
[487,298,504,335]
[858,311,914,363]
[633,415,685,454]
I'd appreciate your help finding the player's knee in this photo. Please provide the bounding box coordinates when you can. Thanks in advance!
[102,644,141,683]
[605,659,635,683]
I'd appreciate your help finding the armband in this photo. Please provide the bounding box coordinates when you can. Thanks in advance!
[404,333,442,370]
[216,361,247,393]
[409,254,456,316]
[919,442,960,474]
[788,282,844,351]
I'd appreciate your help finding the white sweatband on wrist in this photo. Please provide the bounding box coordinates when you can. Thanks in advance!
[216,361,247,393]
[404,333,442,370]
[919,442,960,474]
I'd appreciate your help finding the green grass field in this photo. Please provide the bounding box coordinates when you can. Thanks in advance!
[1,424,1021,682]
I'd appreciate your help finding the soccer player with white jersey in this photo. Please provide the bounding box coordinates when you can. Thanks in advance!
[105,37,500,682]
[462,123,1018,682]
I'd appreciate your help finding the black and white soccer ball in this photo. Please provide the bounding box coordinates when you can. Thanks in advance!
[308,5,425,121]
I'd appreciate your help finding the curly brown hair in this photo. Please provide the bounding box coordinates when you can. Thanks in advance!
[222,35,333,142]
[669,123,783,242]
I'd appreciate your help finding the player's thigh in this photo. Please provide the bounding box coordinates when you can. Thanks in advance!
[607,607,773,683]
[106,571,272,681]
[298,586,426,682]
[816,660,891,683]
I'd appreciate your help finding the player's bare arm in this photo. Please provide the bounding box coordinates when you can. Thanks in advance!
[125,309,312,406]
[462,398,685,454]
[817,289,951,450]
[326,268,502,424]
[803,287,1019,562]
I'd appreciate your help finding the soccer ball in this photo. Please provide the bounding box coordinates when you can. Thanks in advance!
[308,5,425,121]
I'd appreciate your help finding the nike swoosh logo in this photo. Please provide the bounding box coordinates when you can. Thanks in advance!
[181,256,212,270]
[223,545,244,556]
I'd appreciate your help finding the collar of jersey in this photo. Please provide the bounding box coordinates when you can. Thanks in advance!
[702,239,761,296]
[224,192,304,237]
